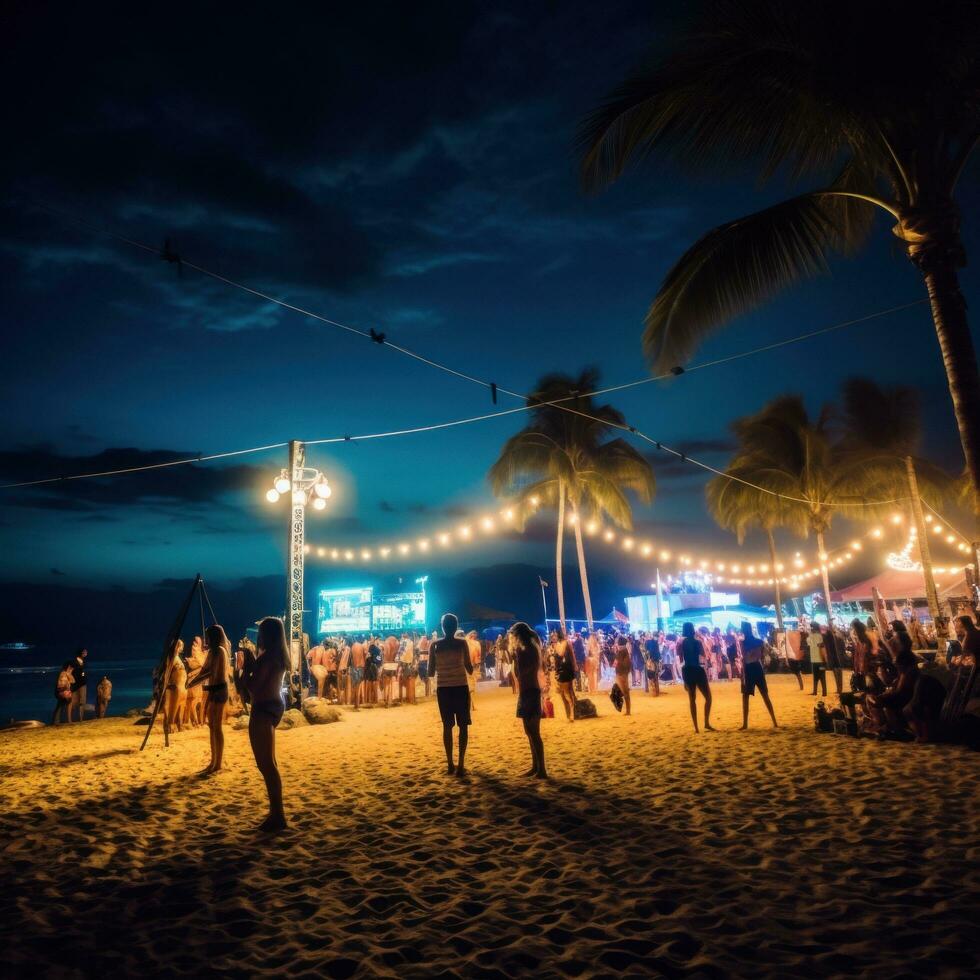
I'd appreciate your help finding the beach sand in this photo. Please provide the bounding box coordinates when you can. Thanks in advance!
[1,675,977,978]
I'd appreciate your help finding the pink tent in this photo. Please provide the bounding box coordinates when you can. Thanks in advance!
[831,568,966,603]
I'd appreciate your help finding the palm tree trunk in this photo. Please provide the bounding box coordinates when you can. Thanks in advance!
[555,481,567,631]
[816,530,834,626]
[903,222,980,528]
[571,504,594,630]
[766,528,784,631]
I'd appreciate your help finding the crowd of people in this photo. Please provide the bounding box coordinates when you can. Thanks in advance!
[48,603,977,832]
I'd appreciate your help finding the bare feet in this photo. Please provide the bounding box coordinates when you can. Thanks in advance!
[523,767,537,777]
[739,724,748,731]
[705,724,716,731]
[533,770,549,780]
[446,762,456,775]
[258,814,288,833]
[455,767,468,780]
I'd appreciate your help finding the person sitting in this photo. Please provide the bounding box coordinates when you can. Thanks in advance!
[866,621,917,737]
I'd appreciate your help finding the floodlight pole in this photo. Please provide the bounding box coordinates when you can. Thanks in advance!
[286,440,306,709]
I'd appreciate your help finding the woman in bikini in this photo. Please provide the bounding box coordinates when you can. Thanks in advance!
[163,639,188,736]
[245,617,290,832]
[187,624,232,775]
[510,622,548,779]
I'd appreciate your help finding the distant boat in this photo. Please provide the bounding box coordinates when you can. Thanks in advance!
[0,642,34,651]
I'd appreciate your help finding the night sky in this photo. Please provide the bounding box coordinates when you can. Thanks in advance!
[1,2,977,633]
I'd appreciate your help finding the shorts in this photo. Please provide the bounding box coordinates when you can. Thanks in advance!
[742,661,768,697]
[349,666,364,686]
[516,689,543,720]
[788,659,803,675]
[437,685,471,727]
[682,665,709,694]
[382,663,398,675]
[646,668,659,680]
[418,662,428,680]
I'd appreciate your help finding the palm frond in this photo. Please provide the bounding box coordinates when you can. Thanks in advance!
[642,190,877,371]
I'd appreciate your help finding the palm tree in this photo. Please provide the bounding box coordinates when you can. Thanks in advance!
[579,0,980,521]
[836,377,949,510]
[706,469,792,631]
[488,369,655,629]
[707,395,871,623]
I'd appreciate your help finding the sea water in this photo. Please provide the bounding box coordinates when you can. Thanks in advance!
[0,644,159,724]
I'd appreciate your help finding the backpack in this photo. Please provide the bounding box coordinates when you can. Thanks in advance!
[574,698,598,719]
[609,683,625,713]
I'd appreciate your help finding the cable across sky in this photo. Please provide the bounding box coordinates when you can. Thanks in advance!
[2,200,930,510]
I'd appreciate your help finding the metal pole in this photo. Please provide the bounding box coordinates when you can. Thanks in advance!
[287,440,306,708]
[540,577,549,631]
[906,456,945,641]
[655,567,665,632]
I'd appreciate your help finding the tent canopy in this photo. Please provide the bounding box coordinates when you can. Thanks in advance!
[831,568,966,603]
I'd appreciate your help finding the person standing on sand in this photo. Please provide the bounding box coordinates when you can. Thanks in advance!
[188,624,232,775]
[244,617,290,832]
[739,622,778,730]
[644,632,661,697]
[614,636,633,716]
[553,628,577,722]
[69,648,88,722]
[381,635,399,707]
[680,622,714,733]
[808,625,828,697]
[163,640,188,735]
[510,622,548,779]
[53,662,74,725]
[429,613,473,778]
[96,675,112,718]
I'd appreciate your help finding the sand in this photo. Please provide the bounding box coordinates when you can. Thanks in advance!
[1,675,977,978]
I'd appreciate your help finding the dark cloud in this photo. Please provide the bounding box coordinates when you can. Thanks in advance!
[0,445,265,510]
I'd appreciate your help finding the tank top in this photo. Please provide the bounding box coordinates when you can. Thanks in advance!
[681,637,703,669]
[430,638,470,687]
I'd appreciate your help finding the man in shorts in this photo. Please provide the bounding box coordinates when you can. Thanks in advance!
[430,613,473,777]
[348,637,365,709]
[70,647,89,722]
[740,621,778,729]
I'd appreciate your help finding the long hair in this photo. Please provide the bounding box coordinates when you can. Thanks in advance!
[682,622,696,640]
[205,624,230,683]
[851,619,870,646]
[257,617,290,672]
[509,622,541,676]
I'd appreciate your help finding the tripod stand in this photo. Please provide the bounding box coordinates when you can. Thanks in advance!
[140,574,218,751]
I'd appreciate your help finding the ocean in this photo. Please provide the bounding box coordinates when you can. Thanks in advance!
[0,644,160,724]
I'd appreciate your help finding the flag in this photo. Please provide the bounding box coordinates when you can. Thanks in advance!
[613,607,629,624]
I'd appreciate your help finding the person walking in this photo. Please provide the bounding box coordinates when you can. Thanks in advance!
[739,622,778,729]
[429,613,474,778]
[510,622,548,779]
[244,617,290,832]
[680,622,714,733]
